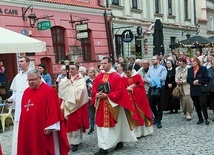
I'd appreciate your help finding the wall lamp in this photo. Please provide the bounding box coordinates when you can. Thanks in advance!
[22,5,37,28]
[22,5,54,28]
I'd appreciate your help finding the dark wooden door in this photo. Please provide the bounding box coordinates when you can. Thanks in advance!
[0,54,17,83]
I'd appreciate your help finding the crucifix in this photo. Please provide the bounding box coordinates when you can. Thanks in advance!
[59,52,75,79]
[24,100,34,111]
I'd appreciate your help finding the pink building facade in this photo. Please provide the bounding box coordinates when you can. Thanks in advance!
[0,0,111,83]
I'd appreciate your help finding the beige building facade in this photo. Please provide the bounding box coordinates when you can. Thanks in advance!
[108,0,210,60]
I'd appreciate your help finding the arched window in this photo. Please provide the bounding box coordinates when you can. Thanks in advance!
[51,26,66,63]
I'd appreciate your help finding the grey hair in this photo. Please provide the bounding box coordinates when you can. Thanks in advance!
[61,65,66,71]
[27,69,41,77]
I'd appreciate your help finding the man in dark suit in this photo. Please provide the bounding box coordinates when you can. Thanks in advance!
[187,56,209,125]
[128,56,141,71]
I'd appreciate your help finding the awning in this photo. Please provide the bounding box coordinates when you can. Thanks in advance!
[0,27,46,54]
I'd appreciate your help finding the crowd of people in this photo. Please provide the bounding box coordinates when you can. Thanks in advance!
[3,48,214,154]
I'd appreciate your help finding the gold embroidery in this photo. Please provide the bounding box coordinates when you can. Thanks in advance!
[128,78,133,85]
[102,73,109,82]
[102,73,110,127]
[103,99,110,127]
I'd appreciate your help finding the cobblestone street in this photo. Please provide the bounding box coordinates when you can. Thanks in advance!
[2,110,214,155]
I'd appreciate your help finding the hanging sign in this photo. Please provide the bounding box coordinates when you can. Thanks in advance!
[37,21,51,30]
[122,30,133,43]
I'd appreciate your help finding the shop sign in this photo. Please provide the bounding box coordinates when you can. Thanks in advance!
[0,8,18,15]
[76,32,88,39]
[37,21,51,30]
[76,23,88,32]
[122,30,133,43]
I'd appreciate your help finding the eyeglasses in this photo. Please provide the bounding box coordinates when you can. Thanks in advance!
[151,59,157,60]
[26,77,39,82]
[70,68,76,70]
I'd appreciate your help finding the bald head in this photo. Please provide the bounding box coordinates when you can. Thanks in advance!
[142,59,150,69]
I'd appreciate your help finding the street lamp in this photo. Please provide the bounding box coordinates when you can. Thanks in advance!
[28,13,37,28]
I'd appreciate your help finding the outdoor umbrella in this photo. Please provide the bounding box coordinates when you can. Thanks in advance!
[178,35,213,48]
[208,36,214,41]
[0,27,46,54]
[153,19,164,56]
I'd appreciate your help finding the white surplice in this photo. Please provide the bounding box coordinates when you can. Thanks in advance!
[10,70,29,155]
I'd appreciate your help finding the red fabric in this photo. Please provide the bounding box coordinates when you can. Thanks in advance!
[121,74,153,126]
[65,103,89,132]
[91,72,127,127]
[0,145,2,155]
[17,82,70,155]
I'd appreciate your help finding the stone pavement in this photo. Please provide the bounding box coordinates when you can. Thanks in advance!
[2,110,214,155]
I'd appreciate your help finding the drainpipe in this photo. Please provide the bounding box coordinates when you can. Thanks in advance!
[104,10,115,64]
[193,0,196,25]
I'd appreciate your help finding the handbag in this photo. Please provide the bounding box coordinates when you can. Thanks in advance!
[172,86,181,98]
[151,87,160,97]
[199,84,211,93]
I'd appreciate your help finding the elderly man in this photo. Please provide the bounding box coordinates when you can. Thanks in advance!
[137,59,150,95]
[128,56,141,71]
[17,69,69,155]
[59,63,89,152]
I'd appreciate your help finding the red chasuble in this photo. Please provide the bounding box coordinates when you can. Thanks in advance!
[91,71,135,127]
[0,145,2,155]
[17,82,69,155]
[121,74,153,126]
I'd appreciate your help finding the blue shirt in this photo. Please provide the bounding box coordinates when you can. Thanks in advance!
[146,64,167,87]
[43,73,52,86]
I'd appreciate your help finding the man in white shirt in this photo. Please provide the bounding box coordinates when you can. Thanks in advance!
[9,56,30,155]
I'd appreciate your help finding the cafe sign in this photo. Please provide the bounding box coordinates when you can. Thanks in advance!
[0,7,18,15]
[37,21,51,30]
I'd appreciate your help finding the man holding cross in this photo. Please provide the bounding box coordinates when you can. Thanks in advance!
[17,69,69,155]
[58,62,89,152]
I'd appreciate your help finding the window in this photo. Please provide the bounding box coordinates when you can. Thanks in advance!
[168,0,172,15]
[115,35,124,58]
[155,0,160,13]
[184,0,188,19]
[132,0,138,9]
[81,36,91,61]
[51,27,66,63]
[135,39,142,59]
[208,16,214,31]
[112,0,119,5]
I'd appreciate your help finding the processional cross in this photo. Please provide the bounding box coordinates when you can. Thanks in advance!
[24,99,34,111]
[59,53,75,79]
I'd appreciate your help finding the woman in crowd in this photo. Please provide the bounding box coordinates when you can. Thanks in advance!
[0,61,6,83]
[38,64,52,86]
[56,65,67,84]
[86,67,97,135]
[175,57,192,120]
[207,59,214,120]
[163,60,180,113]
[116,63,125,77]
[121,65,153,138]
[187,56,209,125]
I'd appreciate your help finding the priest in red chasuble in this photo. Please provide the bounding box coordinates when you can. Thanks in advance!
[17,69,69,155]
[121,65,153,138]
[58,63,89,152]
[91,57,137,155]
